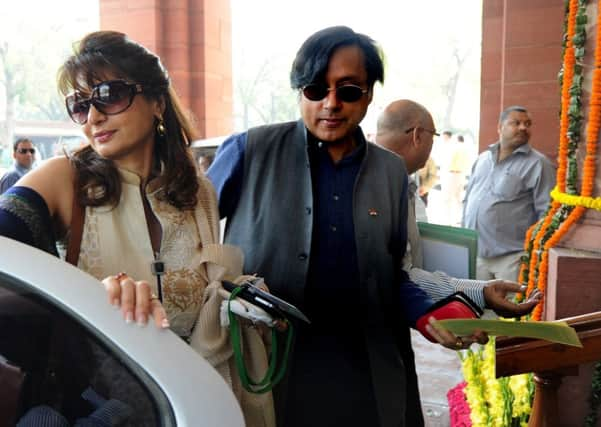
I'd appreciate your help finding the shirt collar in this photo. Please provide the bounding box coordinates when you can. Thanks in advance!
[305,125,367,164]
[13,162,31,174]
[488,141,531,161]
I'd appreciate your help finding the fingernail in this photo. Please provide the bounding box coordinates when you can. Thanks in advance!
[112,298,120,308]
[161,318,170,329]
[125,311,134,323]
[137,313,147,326]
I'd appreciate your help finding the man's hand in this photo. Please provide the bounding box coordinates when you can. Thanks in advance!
[425,316,489,350]
[483,280,542,318]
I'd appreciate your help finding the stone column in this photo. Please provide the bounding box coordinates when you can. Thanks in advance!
[99,0,233,138]
[480,0,564,159]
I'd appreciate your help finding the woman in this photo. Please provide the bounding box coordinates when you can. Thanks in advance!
[0,31,274,426]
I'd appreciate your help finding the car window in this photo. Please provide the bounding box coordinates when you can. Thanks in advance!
[0,272,175,426]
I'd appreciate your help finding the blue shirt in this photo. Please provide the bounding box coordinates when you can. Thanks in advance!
[0,163,31,195]
[462,142,555,257]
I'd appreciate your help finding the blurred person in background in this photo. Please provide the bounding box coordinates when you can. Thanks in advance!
[416,155,437,207]
[463,106,555,281]
[0,137,36,195]
[445,133,471,225]
[197,152,214,174]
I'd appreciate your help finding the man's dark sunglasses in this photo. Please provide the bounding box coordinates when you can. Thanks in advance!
[302,83,368,103]
[16,148,35,155]
[405,127,440,137]
[65,80,144,125]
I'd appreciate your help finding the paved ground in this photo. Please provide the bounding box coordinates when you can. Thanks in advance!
[411,330,464,427]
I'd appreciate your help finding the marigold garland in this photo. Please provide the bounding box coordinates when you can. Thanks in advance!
[460,2,601,425]
[551,186,601,209]
[521,0,592,321]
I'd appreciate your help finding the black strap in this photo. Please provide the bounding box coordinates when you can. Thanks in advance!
[66,193,85,267]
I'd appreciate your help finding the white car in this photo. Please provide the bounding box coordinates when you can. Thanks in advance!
[0,236,244,427]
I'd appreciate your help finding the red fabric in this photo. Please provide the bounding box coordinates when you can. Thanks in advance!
[416,300,479,342]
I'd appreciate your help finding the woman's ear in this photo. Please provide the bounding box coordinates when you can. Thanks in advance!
[153,95,166,118]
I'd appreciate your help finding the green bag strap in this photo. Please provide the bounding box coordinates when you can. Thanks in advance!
[228,285,294,394]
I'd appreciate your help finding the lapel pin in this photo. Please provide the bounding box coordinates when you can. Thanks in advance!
[368,208,379,216]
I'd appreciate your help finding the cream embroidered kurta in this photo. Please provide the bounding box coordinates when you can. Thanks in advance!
[75,167,275,427]
[78,168,218,338]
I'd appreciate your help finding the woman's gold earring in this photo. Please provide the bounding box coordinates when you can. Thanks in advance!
[156,118,166,137]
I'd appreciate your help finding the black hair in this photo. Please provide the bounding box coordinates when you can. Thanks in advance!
[499,105,528,123]
[14,138,33,151]
[290,26,384,89]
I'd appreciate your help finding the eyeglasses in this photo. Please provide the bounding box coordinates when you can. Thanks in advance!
[65,80,144,125]
[405,127,440,137]
[16,148,35,155]
[301,83,368,103]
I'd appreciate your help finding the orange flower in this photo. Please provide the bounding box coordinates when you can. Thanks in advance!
[524,0,599,321]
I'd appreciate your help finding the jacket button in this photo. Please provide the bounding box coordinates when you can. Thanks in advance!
[298,253,308,260]
[306,207,312,215]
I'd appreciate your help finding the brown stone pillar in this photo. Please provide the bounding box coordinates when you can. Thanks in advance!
[99,0,233,138]
[480,0,564,159]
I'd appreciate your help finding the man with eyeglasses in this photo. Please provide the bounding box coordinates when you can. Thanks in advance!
[0,138,36,195]
[209,26,492,427]
[462,106,555,282]
[375,99,540,319]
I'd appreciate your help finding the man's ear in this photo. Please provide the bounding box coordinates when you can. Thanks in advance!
[411,127,421,147]
[366,87,374,105]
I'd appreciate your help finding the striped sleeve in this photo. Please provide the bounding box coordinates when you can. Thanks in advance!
[408,268,486,311]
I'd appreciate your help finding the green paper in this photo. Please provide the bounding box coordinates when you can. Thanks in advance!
[435,319,582,348]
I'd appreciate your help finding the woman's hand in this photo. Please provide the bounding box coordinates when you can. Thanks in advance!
[101,273,170,329]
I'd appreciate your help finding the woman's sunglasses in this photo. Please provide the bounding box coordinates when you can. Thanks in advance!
[302,83,368,103]
[65,80,144,125]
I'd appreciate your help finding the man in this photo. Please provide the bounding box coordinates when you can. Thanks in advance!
[416,155,437,206]
[462,106,555,281]
[197,152,214,174]
[375,99,541,317]
[209,26,466,427]
[0,138,36,195]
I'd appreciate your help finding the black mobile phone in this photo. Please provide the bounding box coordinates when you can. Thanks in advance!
[221,280,311,324]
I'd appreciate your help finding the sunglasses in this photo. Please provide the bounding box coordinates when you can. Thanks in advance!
[302,83,368,103]
[16,148,36,155]
[65,80,144,125]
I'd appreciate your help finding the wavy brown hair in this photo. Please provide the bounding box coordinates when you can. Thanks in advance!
[57,31,199,209]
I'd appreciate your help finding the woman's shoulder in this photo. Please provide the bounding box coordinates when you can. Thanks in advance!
[20,156,73,189]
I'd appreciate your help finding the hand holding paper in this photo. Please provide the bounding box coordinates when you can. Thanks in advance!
[434,318,582,347]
